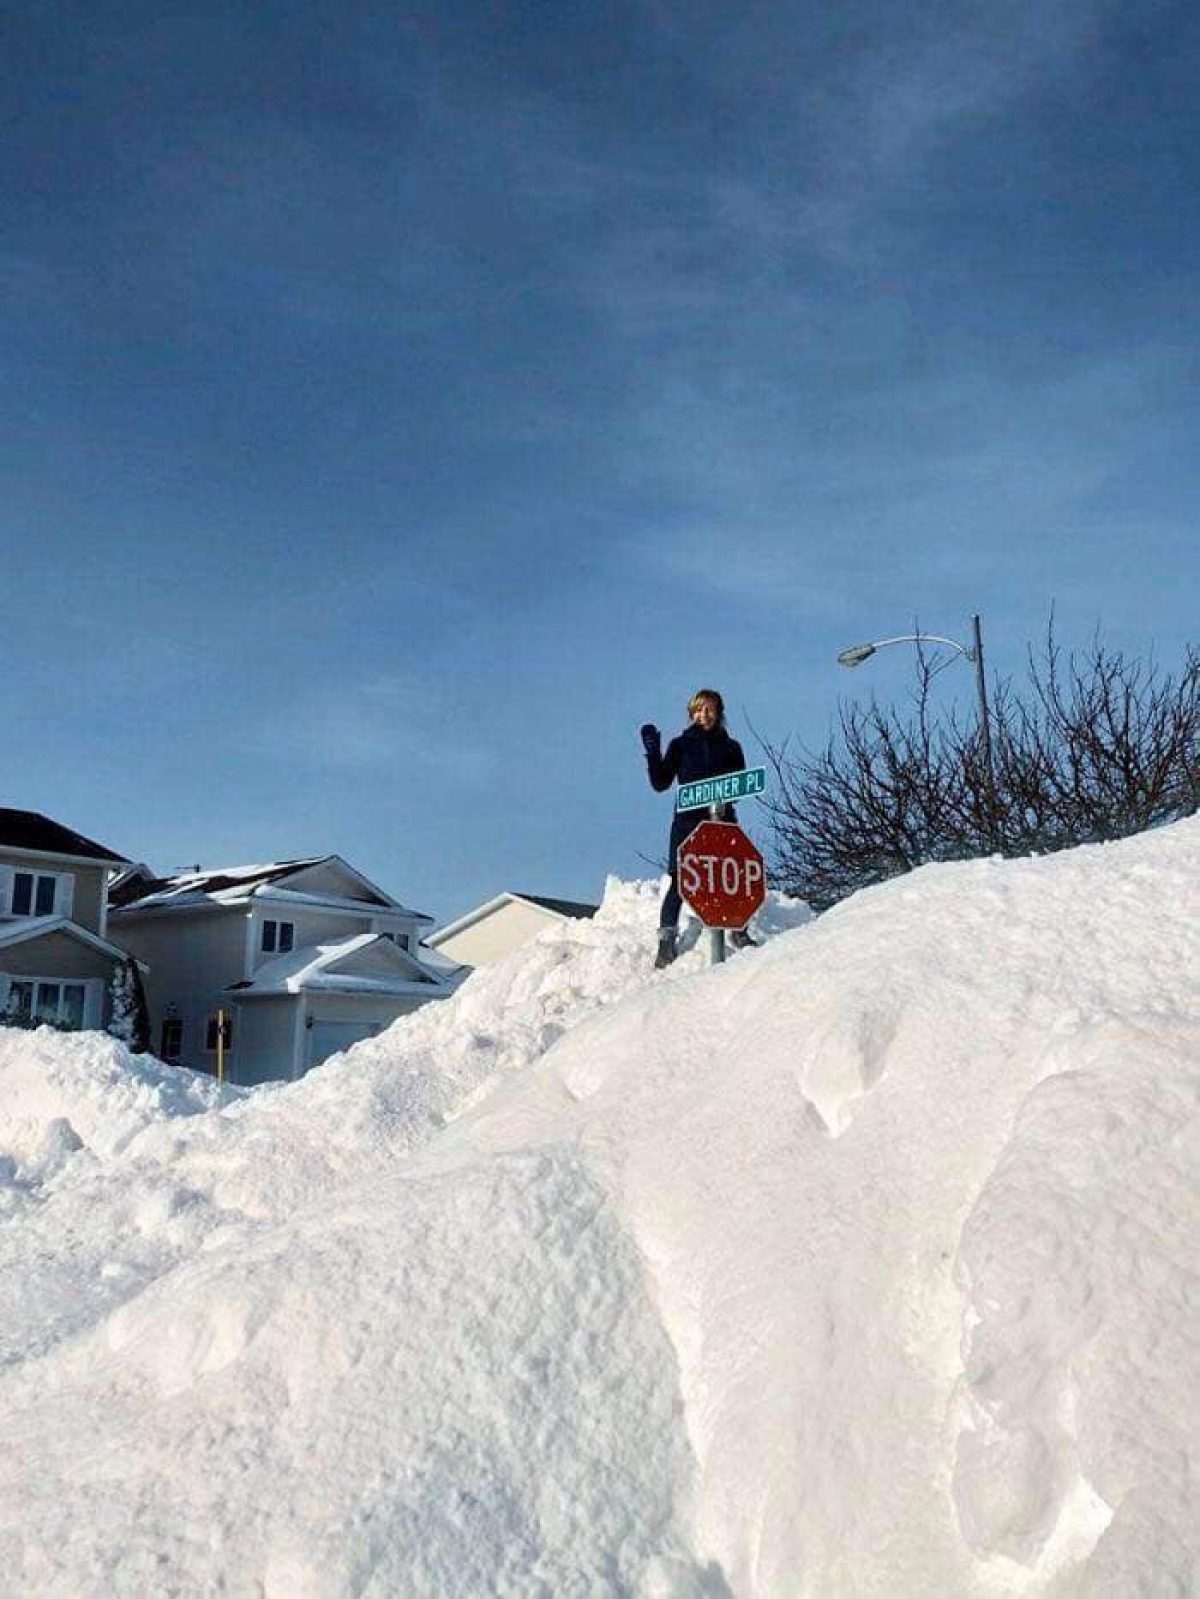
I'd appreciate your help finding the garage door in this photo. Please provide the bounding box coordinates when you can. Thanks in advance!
[306,1020,376,1071]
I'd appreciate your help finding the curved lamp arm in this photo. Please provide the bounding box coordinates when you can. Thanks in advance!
[837,633,976,668]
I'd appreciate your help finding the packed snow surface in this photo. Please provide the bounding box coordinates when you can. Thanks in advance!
[1,832,1197,1596]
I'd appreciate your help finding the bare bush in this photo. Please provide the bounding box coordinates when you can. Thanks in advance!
[765,626,1198,911]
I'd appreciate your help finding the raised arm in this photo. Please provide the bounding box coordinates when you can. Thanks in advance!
[641,725,681,792]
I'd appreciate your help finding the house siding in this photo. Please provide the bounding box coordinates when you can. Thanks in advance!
[249,907,422,969]
[0,932,115,981]
[284,860,389,903]
[250,906,374,966]
[432,900,562,968]
[305,992,425,1026]
[0,852,108,937]
[114,910,249,1075]
[230,997,298,1087]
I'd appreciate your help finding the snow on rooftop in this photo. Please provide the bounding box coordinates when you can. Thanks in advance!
[235,933,445,996]
[174,860,295,881]
[117,859,318,906]
[0,827,1197,1594]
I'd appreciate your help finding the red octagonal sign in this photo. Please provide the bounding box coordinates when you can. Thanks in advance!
[678,820,767,929]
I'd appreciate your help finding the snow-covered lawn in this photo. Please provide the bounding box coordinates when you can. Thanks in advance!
[0,830,1196,1595]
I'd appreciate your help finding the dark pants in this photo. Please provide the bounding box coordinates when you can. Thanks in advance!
[659,805,735,930]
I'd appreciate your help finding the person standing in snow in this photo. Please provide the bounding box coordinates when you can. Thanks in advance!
[640,687,754,969]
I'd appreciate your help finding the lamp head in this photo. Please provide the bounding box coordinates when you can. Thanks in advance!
[837,643,877,667]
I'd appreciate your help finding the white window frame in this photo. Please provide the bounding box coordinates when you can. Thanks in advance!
[3,976,89,1029]
[261,919,295,954]
[6,869,72,919]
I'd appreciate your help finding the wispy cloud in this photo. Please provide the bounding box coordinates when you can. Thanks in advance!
[610,340,1193,610]
[260,673,496,778]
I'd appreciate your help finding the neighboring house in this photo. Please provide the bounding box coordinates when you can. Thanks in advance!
[426,892,599,970]
[109,855,452,1085]
[0,808,135,1032]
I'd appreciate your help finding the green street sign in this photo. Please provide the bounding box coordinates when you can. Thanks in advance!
[676,766,767,812]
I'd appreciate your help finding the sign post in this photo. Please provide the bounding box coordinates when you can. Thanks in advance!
[677,819,768,966]
[214,1008,229,1087]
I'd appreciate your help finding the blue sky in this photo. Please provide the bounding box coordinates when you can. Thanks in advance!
[4,0,1197,923]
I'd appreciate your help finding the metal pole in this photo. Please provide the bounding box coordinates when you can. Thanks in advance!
[708,803,726,965]
[972,614,998,848]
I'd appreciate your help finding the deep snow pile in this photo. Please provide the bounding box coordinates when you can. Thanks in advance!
[0,836,1197,1596]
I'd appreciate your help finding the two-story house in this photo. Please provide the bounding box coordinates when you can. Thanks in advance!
[0,808,135,1031]
[109,855,452,1084]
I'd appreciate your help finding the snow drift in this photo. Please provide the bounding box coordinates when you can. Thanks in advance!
[0,831,1196,1596]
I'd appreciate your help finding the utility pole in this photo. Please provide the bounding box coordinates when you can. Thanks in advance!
[971,614,998,849]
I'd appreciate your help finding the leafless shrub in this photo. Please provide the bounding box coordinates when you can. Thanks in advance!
[764,625,1198,911]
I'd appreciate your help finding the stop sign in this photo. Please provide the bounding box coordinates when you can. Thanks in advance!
[678,821,767,929]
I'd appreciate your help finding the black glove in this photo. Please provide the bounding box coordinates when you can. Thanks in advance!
[640,723,661,757]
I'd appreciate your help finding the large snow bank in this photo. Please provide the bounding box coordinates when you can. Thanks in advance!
[0,836,1196,1595]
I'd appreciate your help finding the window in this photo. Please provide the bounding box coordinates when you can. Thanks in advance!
[59,983,85,1029]
[6,981,31,1020]
[262,920,294,953]
[10,872,58,917]
[160,1018,183,1062]
[205,1016,234,1051]
[382,931,410,950]
[4,979,85,1028]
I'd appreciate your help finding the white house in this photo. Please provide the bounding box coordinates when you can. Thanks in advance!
[0,808,138,1032]
[109,855,452,1084]
[425,892,599,971]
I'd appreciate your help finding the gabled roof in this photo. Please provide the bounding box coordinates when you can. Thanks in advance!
[226,933,449,997]
[416,941,471,983]
[0,915,144,966]
[513,893,600,920]
[427,890,599,948]
[107,858,324,910]
[109,855,432,923]
[0,809,129,866]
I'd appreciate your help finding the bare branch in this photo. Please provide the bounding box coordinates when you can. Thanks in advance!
[765,618,1198,910]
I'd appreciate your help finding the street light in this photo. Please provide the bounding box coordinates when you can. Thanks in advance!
[836,633,975,669]
[837,613,996,830]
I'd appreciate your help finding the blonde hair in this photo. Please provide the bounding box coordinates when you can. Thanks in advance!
[688,688,726,724]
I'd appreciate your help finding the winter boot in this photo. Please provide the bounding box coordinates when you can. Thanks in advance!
[654,928,679,969]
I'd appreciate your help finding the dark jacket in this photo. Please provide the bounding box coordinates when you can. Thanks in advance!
[646,723,746,793]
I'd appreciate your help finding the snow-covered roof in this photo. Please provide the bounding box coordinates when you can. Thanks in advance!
[252,886,434,921]
[110,855,432,923]
[415,941,471,983]
[227,933,448,997]
[108,858,325,910]
[427,890,599,947]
